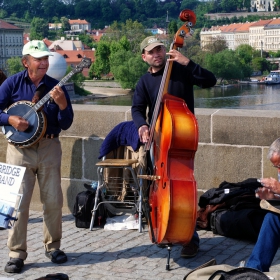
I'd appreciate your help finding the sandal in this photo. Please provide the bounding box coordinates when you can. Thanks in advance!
[45,249,67,264]
[4,258,24,273]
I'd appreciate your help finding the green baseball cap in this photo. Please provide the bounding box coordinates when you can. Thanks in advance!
[140,36,164,53]
[22,40,53,58]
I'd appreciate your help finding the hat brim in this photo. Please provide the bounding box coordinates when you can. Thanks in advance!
[26,51,54,58]
[144,42,164,52]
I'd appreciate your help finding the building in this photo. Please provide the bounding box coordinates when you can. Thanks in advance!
[0,20,23,72]
[68,19,91,34]
[264,18,280,51]
[200,18,280,52]
[251,0,275,11]
[55,50,94,77]
[48,38,84,51]
[249,19,273,50]
[49,23,62,30]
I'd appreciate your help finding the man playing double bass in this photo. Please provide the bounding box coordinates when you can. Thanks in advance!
[132,36,216,258]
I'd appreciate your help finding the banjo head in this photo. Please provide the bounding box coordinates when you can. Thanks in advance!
[2,101,46,148]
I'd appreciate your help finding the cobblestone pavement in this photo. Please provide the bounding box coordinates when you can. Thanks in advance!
[1,211,280,280]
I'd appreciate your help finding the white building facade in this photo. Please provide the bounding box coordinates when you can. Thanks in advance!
[251,0,276,11]
[200,18,280,52]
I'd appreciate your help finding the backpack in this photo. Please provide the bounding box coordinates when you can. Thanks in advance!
[73,190,107,228]
[210,208,267,241]
[197,178,268,241]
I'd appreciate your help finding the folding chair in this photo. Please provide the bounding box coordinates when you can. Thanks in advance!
[89,146,144,232]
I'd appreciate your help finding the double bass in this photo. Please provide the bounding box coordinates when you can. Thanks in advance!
[140,10,198,269]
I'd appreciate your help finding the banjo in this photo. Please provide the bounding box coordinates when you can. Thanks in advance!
[2,57,91,148]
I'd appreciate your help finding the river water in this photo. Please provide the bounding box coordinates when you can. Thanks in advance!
[76,83,280,110]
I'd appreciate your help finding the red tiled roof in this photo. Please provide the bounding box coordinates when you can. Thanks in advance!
[43,38,53,47]
[266,18,280,26]
[55,50,94,63]
[90,34,103,42]
[55,49,94,76]
[222,23,243,32]
[235,22,254,32]
[250,19,273,27]
[0,20,23,30]
[69,19,89,24]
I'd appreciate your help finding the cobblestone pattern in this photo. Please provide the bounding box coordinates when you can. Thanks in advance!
[1,211,280,279]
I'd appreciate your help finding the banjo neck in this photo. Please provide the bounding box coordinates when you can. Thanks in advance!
[2,57,92,148]
[33,68,78,111]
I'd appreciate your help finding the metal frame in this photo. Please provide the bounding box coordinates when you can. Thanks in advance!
[89,159,143,232]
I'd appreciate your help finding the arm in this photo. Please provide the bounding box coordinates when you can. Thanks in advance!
[55,85,73,131]
[167,49,217,88]
[256,177,280,200]
[131,76,151,143]
[0,76,29,131]
[44,81,74,132]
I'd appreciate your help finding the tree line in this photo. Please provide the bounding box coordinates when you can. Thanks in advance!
[3,0,280,89]
[1,0,280,31]
[87,20,275,89]
[6,18,277,90]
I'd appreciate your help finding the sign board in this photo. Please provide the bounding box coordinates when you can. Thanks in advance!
[0,162,25,229]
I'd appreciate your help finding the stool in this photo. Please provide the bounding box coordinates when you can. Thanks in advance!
[89,159,143,232]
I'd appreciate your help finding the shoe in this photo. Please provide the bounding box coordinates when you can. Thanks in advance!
[180,242,199,258]
[4,258,24,273]
[45,249,67,264]
[35,273,69,280]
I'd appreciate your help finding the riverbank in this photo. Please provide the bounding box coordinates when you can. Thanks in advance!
[71,81,131,103]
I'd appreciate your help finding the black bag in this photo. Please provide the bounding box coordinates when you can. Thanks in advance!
[73,190,107,228]
[210,208,267,241]
[183,259,279,280]
[208,267,270,280]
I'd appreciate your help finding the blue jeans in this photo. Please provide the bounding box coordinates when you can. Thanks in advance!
[191,230,200,247]
[246,212,280,272]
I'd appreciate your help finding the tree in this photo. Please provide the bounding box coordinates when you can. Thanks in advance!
[92,41,111,77]
[168,20,178,36]
[79,34,95,49]
[0,9,8,19]
[110,49,147,89]
[61,16,70,32]
[235,44,254,65]
[103,20,147,54]
[252,57,270,73]
[66,65,85,88]
[180,0,199,11]
[204,37,228,53]
[30,17,49,40]
[6,57,24,76]
[205,49,249,82]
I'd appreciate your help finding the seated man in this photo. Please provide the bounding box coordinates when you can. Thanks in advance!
[246,137,280,272]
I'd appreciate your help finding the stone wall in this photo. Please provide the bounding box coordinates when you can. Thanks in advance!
[1,105,279,214]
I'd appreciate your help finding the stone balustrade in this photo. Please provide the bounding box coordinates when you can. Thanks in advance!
[1,105,279,213]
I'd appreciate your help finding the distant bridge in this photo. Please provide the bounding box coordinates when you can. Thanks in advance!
[267,57,280,68]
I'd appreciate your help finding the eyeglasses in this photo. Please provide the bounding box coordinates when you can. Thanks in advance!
[272,164,280,168]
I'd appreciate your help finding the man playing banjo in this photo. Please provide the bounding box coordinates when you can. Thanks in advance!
[0,40,74,273]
